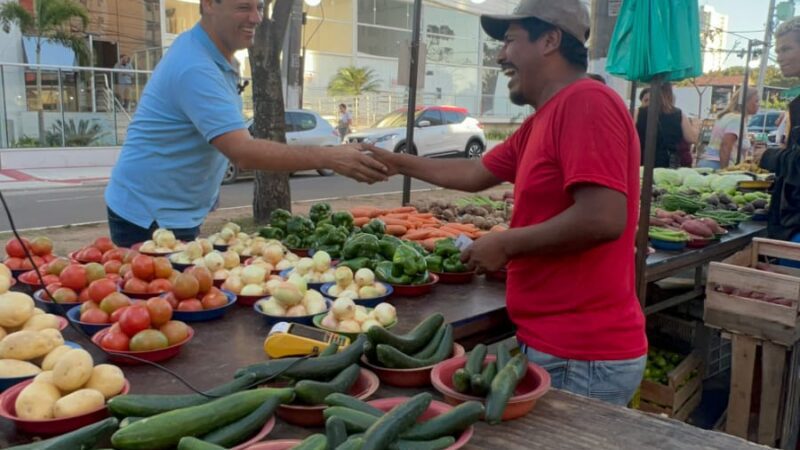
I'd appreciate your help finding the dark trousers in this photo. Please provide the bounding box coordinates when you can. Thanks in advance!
[107,207,200,248]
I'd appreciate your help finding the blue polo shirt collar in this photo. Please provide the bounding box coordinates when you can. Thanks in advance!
[191,23,239,75]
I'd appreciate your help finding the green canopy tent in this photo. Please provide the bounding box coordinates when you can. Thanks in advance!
[606,0,703,303]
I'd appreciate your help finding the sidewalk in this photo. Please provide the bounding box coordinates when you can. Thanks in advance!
[0,166,112,191]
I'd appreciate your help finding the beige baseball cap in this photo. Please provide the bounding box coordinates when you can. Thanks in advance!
[481,0,591,44]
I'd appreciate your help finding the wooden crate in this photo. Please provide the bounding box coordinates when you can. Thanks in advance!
[639,351,704,421]
[704,238,800,346]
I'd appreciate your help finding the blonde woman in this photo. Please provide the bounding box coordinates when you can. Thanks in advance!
[698,89,760,169]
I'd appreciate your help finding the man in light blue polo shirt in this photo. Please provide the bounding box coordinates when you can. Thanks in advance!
[105,0,387,247]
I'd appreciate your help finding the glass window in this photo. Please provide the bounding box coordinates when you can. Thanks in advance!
[482,38,502,68]
[293,112,317,131]
[423,6,478,39]
[304,0,352,22]
[443,111,465,124]
[418,109,443,126]
[305,19,353,54]
[425,36,477,65]
[283,113,295,132]
[358,25,411,58]
[358,0,412,29]
[767,113,781,127]
[165,0,200,35]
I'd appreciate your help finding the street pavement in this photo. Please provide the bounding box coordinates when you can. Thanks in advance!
[0,172,438,232]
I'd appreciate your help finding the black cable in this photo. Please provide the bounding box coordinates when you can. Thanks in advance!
[0,189,314,398]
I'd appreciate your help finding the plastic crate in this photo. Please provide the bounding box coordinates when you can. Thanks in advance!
[647,312,731,380]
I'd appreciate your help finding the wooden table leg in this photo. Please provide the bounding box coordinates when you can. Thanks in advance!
[758,341,786,446]
[780,341,800,450]
[727,334,758,439]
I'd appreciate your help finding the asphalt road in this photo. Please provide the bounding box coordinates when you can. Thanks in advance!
[0,172,438,232]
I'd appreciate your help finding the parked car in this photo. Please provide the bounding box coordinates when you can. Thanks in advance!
[747,109,784,149]
[223,109,340,184]
[345,106,486,159]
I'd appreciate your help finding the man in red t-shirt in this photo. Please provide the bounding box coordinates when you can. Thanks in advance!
[369,0,647,405]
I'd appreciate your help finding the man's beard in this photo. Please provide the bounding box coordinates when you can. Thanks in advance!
[509,90,526,106]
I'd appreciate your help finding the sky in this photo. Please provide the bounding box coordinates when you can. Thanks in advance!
[703,0,779,68]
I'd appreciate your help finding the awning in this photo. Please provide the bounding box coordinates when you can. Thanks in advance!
[21,36,77,67]
[781,86,800,100]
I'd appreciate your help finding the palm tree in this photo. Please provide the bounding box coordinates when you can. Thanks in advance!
[327,66,381,97]
[0,0,89,145]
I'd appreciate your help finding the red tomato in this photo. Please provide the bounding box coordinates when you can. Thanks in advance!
[131,254,155,281]
[146,297,173,326]
[147,278,172,294]
[87,278,118,303]
[104,259,122,274]
[94,237,115,253]
[81,247,103,263]
[153,257,173,280]
[29,237,52,257]
[101,329,130,351]
[59,265,88,291]
[201,288,228,310]
[110,305,129,323]
[160,320,190,345]
[119,305,151,337]
[177,299,203,311]
[42,274,59,285]
[4,257,23,269]
[123,278,149,294]
[5,238,30,258]
[80,301,99,314]
[106,273,121,283]
[162,292,179,309]
[102,248,126,264]
[80,307,109,324]
[78,288,92,302]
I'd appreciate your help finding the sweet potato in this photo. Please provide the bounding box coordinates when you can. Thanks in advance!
[680,220,714,238]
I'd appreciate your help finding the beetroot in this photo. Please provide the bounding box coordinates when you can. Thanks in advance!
[680,220,714,238]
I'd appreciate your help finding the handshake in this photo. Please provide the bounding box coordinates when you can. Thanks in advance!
[328,143,402,184]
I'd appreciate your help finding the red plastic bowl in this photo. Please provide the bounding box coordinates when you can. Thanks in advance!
[244,440,302,450]
[91,326,194,365]
[368,397,474,450]
[288,248,309,257]
[131,242,177,258]
[237,293,268,307]
[431,354,551,422]
[391,273,439,297]
[272,368,379,427]
[432,271,476,284]
[230,415,276,450]
[361,343,465,388]
[687,237,713,249]
[0,378,130,436]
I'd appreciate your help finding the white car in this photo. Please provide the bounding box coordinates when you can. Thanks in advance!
[223,109,340,183]
[345,106,486,159]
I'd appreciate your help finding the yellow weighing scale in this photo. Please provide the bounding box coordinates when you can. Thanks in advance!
[263,322,350,358]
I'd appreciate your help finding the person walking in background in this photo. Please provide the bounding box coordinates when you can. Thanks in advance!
[337,103,352,142]
[638,88,650,110]
[697,89,759,170]
[114,54,134,110]
[636,83,686,168]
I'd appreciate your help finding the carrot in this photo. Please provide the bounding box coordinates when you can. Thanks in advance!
[385,225,408,236]
[490,224,509,232]
[428,229,458,238]
[383,213,410,220]
[350,207,379,218]
[444,223,480,232]
[412,213,434,219]
[379,217,412,227]
[354,217,370,227]
[388,206,417,214]
[403,229,433,240]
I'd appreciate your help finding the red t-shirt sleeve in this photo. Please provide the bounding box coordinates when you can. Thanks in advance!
[557,89,633,196]
[482,120,530,183]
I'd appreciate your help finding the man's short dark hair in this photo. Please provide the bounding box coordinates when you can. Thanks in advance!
[639,87,650,101]
[519,17,588,71]
[339,103,347,109]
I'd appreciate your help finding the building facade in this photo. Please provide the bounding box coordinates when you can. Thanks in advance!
[700,4,729,73]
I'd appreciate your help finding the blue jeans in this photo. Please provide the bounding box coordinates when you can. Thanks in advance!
[778,233,800,268]
[520,342,646,406]
[696,159,721,170]
[107,207,200,248]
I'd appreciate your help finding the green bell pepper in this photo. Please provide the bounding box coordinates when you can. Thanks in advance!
[301,234,317,248]
[361,219,385,236]
[287,216,314,236]
[379,235,403,260]
[322,227,349,246]
[258,226,285,240]
[411,270,431,285]
[443,254,468,273]
[393,244,427,276]
[375,261,412,285]
[270,208,292,231]
[282,234,303,249]
[405,240,429,257]
[434,238,460,258]
[314,244,341,259]
[338,257,374,272]
[342,233,380,260]
[425,255,443,273]
[309,202,332,224]
[314,223,337,239]
[331,211,354,229]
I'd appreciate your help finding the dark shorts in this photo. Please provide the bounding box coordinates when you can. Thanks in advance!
[107,207,200,248]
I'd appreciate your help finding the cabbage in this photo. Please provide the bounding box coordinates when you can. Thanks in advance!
[711,174,752,195]
[682,172,710,191]
[653,168,682,187]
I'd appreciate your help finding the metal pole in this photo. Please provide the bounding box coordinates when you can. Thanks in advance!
[57,68,65,147]
[89,35,96,113]
[402,0,423,206]
[737,40,755,164]
[0,65,8,148]
[112,70,118,145]
[629,81,638,117]
[756,0,777,100]
[636,76,663,306]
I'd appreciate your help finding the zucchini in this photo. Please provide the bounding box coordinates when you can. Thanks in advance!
[291,434,327,450]
[201,396,281,447]
[470,361,497,396]
[120,416,144,428]
[485,354,526,425]
[295,364,361,405]
[323,407,379,433]
[464,344,487,375]
[325,416,348,449]
[336,436,364,450]
[324,393,383,417]
[452,368,471,393]
[495,343,512,370]
[410,325,446,359]
[401,401,484,441]
[111,388,294,450]
[108,372,258,417]
[319,342,339,356]
[376,325,453,369]
[366,313,444,355]
[236,335,366,381]
[361,393,432,450]
[177,437,225,450]
[388,437,456,450]
[7,417,118,450]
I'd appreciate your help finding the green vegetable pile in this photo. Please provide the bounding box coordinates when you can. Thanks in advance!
[425,238,468,273]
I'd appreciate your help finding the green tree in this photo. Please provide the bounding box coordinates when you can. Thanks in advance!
[327,66,381,97]
[0,0,89,145]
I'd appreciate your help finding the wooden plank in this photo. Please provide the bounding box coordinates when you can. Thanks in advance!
[674,386,703,422]
[705,290,798,329]
[639,400,672,416]
[765,263,800,279]
[705,306,800,347]
[668,351,703,387]
[753,237,800,263]
[758,341,787,446]
[640,380,675,408]
[780,341,800,450]
[673,374,703,414]
[726,334,758,438]
[707,262,800,306]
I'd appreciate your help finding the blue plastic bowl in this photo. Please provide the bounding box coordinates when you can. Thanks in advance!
[172,290,237,322]
[650,238,687,252]
[0,341,80,392]
[169,259,194,273]
[33,289,82,316]
[66,305,107,335]
[319,282,394,308]
[252,298,331,327]
[752,212,768,222]
[213,244,229,252]
[279,269,325,291]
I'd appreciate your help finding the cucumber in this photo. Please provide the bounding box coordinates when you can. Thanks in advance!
[470,361,497,396]
[452,368,471,393]
[366,313,444,355]
[236,335,366,381]
[111,388,294,450]
[120,416,144,428]
[464,344,487,375]
[323,407,379,433]
[201,396,281,447]
[324,393,383,417]
[336,436,364,450]
[177,437,225,450]
[319,342,339,357]
[361,393,432,450]
[291,434,327,450]
[485,354,526,425]
[376,325,453,369]
[108,372,258,417]
[325,416,348,449]
[295,364,361,405]
[495,343,512,370]
[388,437,456,450]
[410,325,446,359]
[7,417,119,450]
[401,401,484,441]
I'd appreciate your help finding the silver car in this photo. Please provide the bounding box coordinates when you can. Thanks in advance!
[223,109,340,183]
